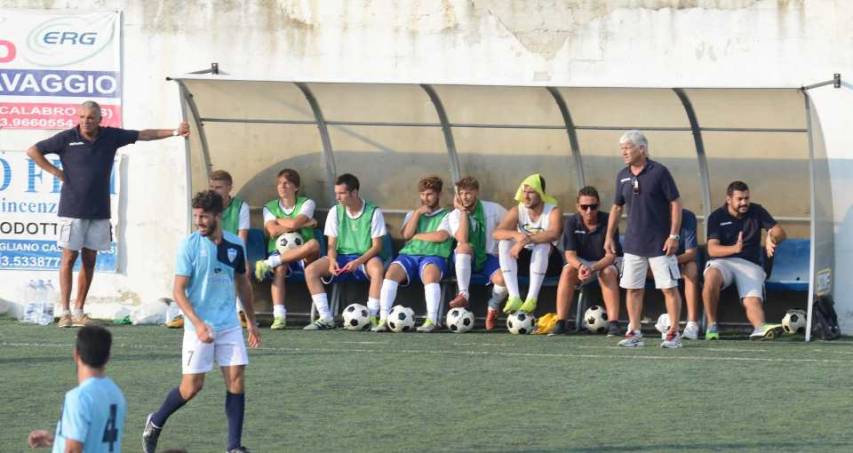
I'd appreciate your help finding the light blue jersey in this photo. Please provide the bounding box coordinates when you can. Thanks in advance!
[175,230,247,333]
[53,377,126,453]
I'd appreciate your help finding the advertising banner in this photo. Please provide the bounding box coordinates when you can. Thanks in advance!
[0,150,120,271]
[0,9,121,129]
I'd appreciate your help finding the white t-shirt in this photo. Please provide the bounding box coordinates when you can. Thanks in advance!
[446,200,507,255]
[518,202,558,248]
[262,198,316,223]
[324,199,387,238]
[237,201,250,230]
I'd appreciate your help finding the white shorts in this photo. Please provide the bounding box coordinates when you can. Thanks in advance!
[620,253,680,289]
[182,326,249,374]
[704,257,765,301]
[57,217,112,252]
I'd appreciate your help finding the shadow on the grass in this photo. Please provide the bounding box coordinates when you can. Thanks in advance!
[542,440,853,452]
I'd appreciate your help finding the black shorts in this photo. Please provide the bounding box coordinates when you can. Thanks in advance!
[516,245,564,277]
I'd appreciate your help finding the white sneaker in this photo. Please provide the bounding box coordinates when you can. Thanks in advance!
[683,322,699,340]
[618,330,644,348]
[660,331,683,349]
[303,317,335,330]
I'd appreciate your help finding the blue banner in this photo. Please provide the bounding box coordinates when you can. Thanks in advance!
[0,68,120,98]
[0,238,116,271]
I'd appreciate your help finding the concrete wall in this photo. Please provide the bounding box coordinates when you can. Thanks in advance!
[1,0,851,327]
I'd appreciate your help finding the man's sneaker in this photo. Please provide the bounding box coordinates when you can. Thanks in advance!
[71,314,95,327]
[548,320,569,336]
[254,260,272,281]
[683,321,700,340]
[519,297,537,314]
[416,319,436,333]
[369,316,378,328]
[228,447,251,453]
[142,413,161,453]
[661,331,683,349]
[371,319,388,332]
[448,293,469,309]
[502,296,523,314]
[618,330,644,348]
[57,314,72,328]
[705,324,720,340]
[485,308,499,331]
[606,321,622,337]
[165,315,184,329]
[270,316,287,330]
[303,317,335,330]
[750,323,784,341]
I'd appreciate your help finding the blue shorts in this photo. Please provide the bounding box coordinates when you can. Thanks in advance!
[391,254,449,285]
[472,253,501,281]
[327,254,369,283]
[268,252,305,275]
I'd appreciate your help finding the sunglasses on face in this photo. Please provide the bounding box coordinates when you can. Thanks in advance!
[579,204,599,211]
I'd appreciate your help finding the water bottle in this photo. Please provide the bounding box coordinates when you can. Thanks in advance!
[39,280,56,326]
[33,280,46,325]
[22,280,38,323]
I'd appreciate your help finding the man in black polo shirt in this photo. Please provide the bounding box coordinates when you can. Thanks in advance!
[703,181,787,340]
[552,186,622,336]
[604,130,684,348]
[25,101,190,328]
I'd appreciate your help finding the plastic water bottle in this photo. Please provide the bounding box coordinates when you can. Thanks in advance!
[33,280,46,325]
[22,280,39,323]
[39,280,56,326]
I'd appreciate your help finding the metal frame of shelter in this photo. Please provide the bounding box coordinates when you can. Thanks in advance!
[169,69,840,341]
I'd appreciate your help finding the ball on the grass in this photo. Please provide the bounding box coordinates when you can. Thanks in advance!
[446,307,475,333]
[782,309,807,334]
[388,306,415,333]
[275,232,304,254]
[584,305,609,334]
[342,303,370,331]
[506,312,535,335]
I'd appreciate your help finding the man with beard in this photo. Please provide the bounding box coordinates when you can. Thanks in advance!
[143,190,261,453]
[494,174,564,316]
[703,181,787,340]
[373,176,453,332]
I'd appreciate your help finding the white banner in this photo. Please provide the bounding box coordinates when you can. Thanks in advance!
[0,9,122,129]
[0,150,120,271]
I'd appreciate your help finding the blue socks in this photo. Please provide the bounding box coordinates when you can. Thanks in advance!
[151,387,187,427]
[225,391,245,450]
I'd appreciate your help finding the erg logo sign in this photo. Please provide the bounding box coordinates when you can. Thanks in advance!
[25,14,116,67]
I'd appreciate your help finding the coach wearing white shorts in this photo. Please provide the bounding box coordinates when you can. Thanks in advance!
[26,100,189,328]
[604,130,684,349]
[703,181,787,341]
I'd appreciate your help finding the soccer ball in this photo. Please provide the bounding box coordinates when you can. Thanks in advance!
[446,308,475,333]
[388,306,415,333]
[275,232,304,254]
[782,309,807,334]
[506,312,535,335]
[654,313,671,339]
[584,305,609,334]
[342,303,370,331]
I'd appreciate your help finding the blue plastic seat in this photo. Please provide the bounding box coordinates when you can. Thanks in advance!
[765,239,810,292]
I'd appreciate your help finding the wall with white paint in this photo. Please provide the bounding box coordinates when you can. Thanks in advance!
[1,0,850,327]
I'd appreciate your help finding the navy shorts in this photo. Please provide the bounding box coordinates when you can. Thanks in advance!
[269,252,305,275]
[327,254,370,283]
[474,253,501,281]
[391,254,448,285]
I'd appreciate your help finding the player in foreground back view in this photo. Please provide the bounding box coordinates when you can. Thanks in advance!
[143,190,261,453]
[28,325,126,452]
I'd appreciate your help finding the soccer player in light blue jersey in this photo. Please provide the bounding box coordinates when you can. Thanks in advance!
[143,190,261,453]
[28,325,126,453]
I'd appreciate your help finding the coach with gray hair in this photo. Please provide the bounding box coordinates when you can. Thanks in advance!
[604,130,684,348]
[26,100,189,328]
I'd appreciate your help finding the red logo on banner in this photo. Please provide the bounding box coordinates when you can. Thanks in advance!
[0,39,16,63]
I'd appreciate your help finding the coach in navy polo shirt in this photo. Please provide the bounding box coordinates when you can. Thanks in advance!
[702,180,787,341]
[552,186,623,336]
[26,100,189,328]
[604,130,684,349]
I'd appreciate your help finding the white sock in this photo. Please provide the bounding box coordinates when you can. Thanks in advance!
[526,243,549,300]
[498,239,520,298]
[379,279,399,320]
[367,298,380,317]
[57,308,69,317]
[425,283,441,323]
[267,254,282,268]
[455,253,472,297]
[311,293,331,320]
[487,285,509,310]
[273,305,286,318]
[72,308,83,318]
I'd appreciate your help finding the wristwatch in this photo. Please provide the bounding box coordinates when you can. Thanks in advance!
[669,234,680,240]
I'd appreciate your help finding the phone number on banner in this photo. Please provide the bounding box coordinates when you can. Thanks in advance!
[0,117,75,129]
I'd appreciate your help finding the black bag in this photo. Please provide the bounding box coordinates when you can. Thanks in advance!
[811,296,841,340]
